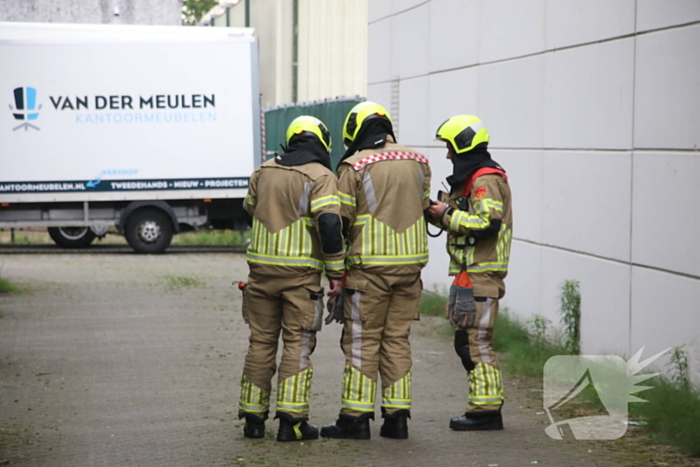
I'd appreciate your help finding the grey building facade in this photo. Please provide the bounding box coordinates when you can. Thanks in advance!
[1,0,181,25]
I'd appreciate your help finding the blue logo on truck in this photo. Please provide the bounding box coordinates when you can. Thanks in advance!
[11,87,41,131]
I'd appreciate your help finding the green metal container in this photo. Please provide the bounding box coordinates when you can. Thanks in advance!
[264,97,363,172]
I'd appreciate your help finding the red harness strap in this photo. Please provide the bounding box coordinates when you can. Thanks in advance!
[463,167,508,196]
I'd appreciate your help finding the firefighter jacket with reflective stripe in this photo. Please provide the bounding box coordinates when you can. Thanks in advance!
[440,173,512,298]
[338,139,431,275]
[244,158,345,278]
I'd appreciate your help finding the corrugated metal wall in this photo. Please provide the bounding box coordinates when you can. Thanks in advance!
[264,98,363,170]
[206,0,366,109]
[297,0,367,103]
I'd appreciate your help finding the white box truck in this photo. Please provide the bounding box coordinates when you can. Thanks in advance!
[0,22,261,253]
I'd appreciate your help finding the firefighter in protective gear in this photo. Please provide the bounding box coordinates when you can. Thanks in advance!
[428,115,512,431]
[320,102,431,440]
[238,116,345,442]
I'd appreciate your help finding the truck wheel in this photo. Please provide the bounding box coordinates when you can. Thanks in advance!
[48,227,97,248]
[125,209,173,254]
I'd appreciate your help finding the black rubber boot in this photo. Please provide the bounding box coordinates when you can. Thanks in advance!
[449,410,503,431]
[241,414,266,439]
[275,413,319,442]
[320,414,372,440]
[380,409,409,439]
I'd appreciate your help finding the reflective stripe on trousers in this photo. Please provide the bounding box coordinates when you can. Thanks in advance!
[468,362,504,407]
[239,374,270,414]
[341,365,377,413]
[382,369,412,410]
[277,368,313,414]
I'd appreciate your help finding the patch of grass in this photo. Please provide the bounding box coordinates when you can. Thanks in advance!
[631,376,700,456]
[174,229,250,246]
[493,309,570,378]
[163,275,203,289]
[0,276,20,294]
[419,287,447,318]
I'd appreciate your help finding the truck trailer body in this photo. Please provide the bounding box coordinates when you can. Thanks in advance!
[0,22,260,252]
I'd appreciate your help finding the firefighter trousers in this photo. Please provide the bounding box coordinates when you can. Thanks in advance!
[454,296,505,412]
[338,269,422,418]
[238,271,325,420]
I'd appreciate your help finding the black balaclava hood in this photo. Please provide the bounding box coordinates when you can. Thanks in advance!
[338,117,396,169]
[446,143,505,190]
[276,132,332,171]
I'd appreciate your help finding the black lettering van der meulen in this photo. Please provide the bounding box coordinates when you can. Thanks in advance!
[49,94,215,111]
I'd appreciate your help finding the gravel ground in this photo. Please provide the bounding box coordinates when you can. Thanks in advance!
[0,250,691,466]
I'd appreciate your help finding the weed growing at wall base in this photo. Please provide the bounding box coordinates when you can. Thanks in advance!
[0,276,20,294]
[494,310,571,379]
[630,346,700,456]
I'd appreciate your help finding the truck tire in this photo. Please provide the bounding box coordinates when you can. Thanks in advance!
[125,209,173,254]
[48,227,97,248]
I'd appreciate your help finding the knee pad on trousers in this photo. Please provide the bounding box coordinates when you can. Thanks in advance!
[454,330,475,372]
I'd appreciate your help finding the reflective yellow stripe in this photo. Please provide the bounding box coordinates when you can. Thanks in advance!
[247,252,323,269]
[468,362,504,406]
[324,259,345,274]
[382,369,412,409]
[277,369,312,414]
[466,262,508,273]
[341,366,376,413]
[451,210,489,230]
[245,194,255,205]
[338,191,356,206]
[248,218,323,269]
[239,375,270,414]
[353,216,428,262]
[482,198,503,211]
[347,253,429,266]
[310,195,340,212]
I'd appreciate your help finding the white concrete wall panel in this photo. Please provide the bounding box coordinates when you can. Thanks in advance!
[543,39,635,150]
[367,83,392,111]
[494,150,543,243]
[369,0,393,23]
[631,267,700,383]
[634,25,700,150]
[541,151,632,261]
[477,55,545,149]
[545,0,635,50]
[428,68,479,144]
[500,241,542,320]
[398,77,429,147]
[368,1,699,375]
[392,0,428,15]
[637,0,700,32]
[429,0,479,72]
[391,4,430,80]
[631,152,700,277]
[540,249,631,356]
[368,18,393,84]
[478,0,546,63]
